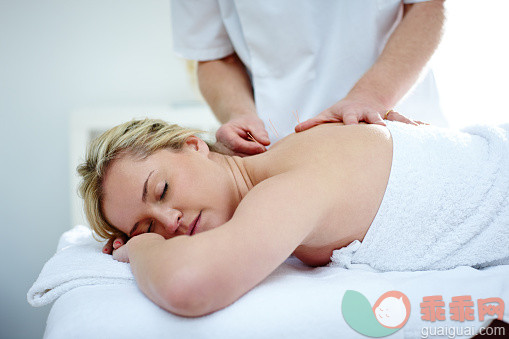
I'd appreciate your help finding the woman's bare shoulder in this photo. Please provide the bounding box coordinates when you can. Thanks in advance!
[269,123,390,151]
[249,123,391,178]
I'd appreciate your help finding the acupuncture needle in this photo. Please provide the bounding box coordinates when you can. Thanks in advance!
[246,131,265,150]
[292,110,301,125]
[268,118,280,138]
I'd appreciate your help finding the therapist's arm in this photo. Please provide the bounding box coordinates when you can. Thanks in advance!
[296,0,446,131]
[198,53,270,156]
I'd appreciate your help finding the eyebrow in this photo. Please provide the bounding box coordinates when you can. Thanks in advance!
[129,170,155,237]
[142,170,155,203]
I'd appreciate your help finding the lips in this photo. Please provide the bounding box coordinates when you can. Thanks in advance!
[188,211,202,235]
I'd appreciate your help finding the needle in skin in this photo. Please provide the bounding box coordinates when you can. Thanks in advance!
[268,118,280,138]
[292,110,301,125]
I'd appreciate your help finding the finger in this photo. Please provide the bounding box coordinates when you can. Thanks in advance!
[241,130,269,152]
[112,237,124,250]
[387,111,419,126]
[366,113,387,126]
[295,111,336,132]
[248,127,270,146]
[342,114,359,125]
[384,110,394,121]
[415,120,430,125]
[295,119,320,132]
[102,238,114,254]
[112,246,130,263]
[404,117,419,126]
[217,127,266,155]
[235,132,268,154]
[229,135,267,155]
[238,140,267,155]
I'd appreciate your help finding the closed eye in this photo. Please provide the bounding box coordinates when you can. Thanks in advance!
[160,182,168,200]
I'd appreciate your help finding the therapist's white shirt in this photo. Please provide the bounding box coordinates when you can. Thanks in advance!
[172,0,447,143]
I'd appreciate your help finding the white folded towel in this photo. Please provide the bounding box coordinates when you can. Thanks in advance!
[27,225,135,307]
[332,122,509,271]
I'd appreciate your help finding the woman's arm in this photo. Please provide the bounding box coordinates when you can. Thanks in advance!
[126,171,326,317]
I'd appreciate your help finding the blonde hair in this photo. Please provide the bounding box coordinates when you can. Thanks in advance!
[77,118,214,241]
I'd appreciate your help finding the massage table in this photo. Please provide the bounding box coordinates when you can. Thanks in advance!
[29,226,508,338]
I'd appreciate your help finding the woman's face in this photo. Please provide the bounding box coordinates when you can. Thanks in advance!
[101,137,237,239]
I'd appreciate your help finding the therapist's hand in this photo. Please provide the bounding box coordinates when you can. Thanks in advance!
[215,115,271,156]
[295,94,419,132]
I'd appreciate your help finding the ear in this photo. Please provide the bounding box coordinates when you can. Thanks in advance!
[185,136,210,156]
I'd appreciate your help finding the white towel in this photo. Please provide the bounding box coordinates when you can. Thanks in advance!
[27,225,135,307]
[332,122,509,271]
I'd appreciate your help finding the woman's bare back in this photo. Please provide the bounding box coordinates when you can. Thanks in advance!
[244,123,393,266]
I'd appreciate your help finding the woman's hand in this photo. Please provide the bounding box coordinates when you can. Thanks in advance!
[102,236,130,263]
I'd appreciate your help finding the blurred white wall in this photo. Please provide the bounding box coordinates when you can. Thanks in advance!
[0,1,508,338]
[0,1,198,338]
[432,0,509,127]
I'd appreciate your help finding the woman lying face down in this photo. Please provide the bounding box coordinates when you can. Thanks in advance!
[102,137,239,240]
[78,118,509,317]
[78,118,393,316]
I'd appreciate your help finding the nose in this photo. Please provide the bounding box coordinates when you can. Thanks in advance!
[155,208,183,234]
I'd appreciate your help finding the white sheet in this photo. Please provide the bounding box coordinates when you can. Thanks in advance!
[34,226,509,339]
[27,226,133,307]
